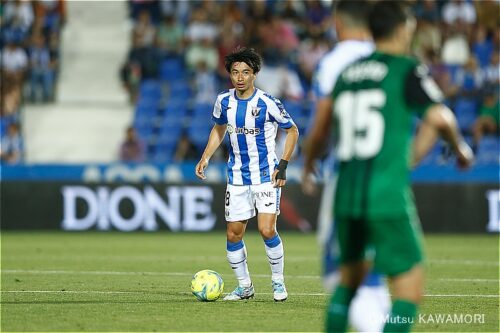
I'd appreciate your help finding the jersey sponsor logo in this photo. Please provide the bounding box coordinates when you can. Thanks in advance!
[254,191,274,199]
[227,124,261,136]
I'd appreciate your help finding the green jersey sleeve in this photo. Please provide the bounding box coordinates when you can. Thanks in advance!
[404,63,444,117]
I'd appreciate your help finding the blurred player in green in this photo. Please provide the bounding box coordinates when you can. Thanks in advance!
[305,2,474,332]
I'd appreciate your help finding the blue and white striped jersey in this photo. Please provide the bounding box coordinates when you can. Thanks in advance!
[212,88,295,185]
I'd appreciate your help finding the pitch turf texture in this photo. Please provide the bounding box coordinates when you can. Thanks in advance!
[1,232,498,332]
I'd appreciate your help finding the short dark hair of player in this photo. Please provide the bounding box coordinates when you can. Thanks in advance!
[368,1,412,41]
[335,0,371,27]
[224,47,262,74]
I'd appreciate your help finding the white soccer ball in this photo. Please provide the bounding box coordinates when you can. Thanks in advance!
[190,269,224,302]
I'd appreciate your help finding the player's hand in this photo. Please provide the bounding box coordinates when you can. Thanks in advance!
[195,158,209,180]
[272,159,288,188]
[455,141,474,170]
[301,171,317,196]
[272,169,286,188]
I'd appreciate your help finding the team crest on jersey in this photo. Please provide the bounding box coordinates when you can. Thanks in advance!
[251,107,261,117]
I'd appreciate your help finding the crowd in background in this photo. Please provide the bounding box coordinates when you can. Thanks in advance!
[119,0,499,165]
[0,0,66,164]
[0,1,496,166]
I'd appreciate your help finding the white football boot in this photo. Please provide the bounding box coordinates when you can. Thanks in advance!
[223,284,255,301]
[272,280,288,301]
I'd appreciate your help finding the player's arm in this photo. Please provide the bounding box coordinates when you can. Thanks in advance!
[195,124,226,180]
[406,65,474,169]
[302,97,333,181]
[272,124,299,188]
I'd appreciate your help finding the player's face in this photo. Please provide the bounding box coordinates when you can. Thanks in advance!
[230,62,256,96]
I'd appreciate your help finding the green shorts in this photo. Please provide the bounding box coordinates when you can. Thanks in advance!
[335,213,424,277]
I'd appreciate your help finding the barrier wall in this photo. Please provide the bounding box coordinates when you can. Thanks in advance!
[1,181,498,232]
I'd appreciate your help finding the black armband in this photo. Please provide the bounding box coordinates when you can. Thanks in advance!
[275,159,288,180]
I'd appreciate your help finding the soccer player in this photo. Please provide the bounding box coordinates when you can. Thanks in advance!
[195,47,299,302]
[305,2,474,333]
[303,1,390,331]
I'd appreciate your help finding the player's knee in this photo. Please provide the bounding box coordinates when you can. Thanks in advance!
[258,226,276,239]
[226,229,244,243]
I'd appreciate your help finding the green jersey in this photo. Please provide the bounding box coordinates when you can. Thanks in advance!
[332,51,443,219]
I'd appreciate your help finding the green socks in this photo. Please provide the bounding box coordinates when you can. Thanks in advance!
[325,285,357,333]
[383,299,418,333]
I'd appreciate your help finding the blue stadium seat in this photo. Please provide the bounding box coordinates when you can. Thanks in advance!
[454,98,477,132]
[476,136,500,166]
[160,57,185,82]
[151,145,176,163]
[188,119,212,151]
[163,99,188,127]
[157,124,182,147]
[169,80,191,99]
[139,79,162,101]
[283,99,303,120]
[192,103,213,119]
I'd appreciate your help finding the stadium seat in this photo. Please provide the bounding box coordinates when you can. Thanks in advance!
[192,103,213,119]
[188,119,212,152]
[160,57,186,82]
[139,79,162,101]
[163,99,188,127]
[454,98,477,132]
[476,136,500,166]
[169,80,192,100]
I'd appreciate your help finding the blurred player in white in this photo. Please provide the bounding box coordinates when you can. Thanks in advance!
[303,1,390,331]
[196,47,299,302]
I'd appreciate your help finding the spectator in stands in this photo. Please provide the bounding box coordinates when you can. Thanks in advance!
[185,37,218,73]
[156,14,184,58]
[412,17,441,62]
[441,0,476,36]
[475,0,500,33]
[484,50,499,91]
[29,33,56,103]
[453,56,485,103]
[472,25,494,68]
[413,0,440,23]
[2,0,34,35]
[121,34,162,103]
[472,92,499,147]
[441,24,470,66]
[119,126,145,162]
[133,9,156,47]
[297,32,329,85]
[193,60,217,105]
[1,39,28,99]
[174,132,198,162]
[184,7,218,44]
[0,122,23,164]
[33,0,67,35]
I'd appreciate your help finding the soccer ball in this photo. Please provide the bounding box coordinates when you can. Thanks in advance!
[191,269,224,301]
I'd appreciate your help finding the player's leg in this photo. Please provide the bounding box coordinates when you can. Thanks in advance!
[349,272,391,333]
[326,217,369,333]
[371,214,424,333]
[224,184,256,301]
[255,184,287,301]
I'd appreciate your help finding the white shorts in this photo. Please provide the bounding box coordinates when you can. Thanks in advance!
[224,183,281,222]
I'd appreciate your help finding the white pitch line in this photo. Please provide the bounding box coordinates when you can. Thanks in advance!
[0,269,320,279]
[428,259,499,266]
[439,278,499,282]
[1,290,498,298]
[3,270,499,283]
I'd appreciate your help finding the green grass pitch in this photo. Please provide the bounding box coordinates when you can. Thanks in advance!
[1,232,498,332]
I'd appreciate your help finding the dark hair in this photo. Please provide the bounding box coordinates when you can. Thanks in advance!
[335,0,371,27]
[224,47,262,74]
[368,1,411,41]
